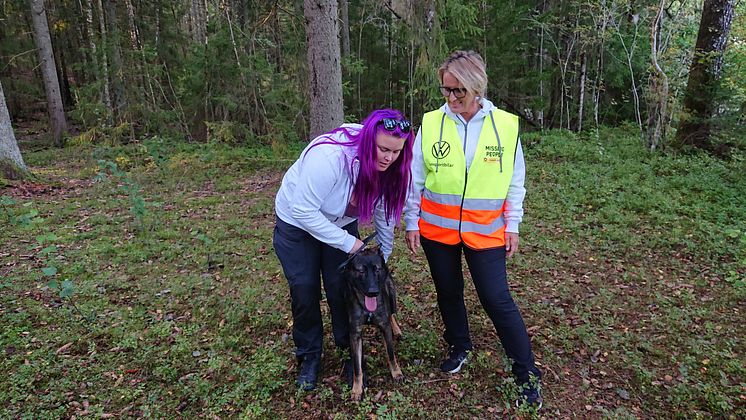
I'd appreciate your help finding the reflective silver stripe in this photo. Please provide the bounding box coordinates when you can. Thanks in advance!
[424,189,504,210]
[462,215,506,235]
[463,198,505,211]
[424,189,462,206]
[421,210,506,235]
[420,210,461,230]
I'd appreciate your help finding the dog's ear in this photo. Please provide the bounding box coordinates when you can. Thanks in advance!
[376,246,384,258]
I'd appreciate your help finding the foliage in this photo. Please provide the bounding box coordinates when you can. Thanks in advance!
[94,158,156,232]
[2,0,745,151]
[0,195,40,227]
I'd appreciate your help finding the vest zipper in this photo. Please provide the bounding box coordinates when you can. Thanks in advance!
[458,119,469,243]
[436,113,446,173]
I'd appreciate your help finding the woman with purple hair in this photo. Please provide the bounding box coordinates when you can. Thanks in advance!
[273,108,413,391]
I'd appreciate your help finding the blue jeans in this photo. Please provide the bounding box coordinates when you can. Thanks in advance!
[273,217,359,359]
[421,236,542,383]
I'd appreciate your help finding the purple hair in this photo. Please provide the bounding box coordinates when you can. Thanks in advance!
[305,109,414,224]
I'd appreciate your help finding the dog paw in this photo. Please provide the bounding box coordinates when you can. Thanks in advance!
[392,373,404,383]
[350,391,363,402]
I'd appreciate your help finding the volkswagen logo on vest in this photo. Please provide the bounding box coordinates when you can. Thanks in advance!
[431,141,451,159]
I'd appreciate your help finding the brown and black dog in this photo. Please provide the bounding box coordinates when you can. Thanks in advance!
[343,247,403,401]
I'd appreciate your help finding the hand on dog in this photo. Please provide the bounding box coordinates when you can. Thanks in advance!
[405,230,420,254]
[505,232,520,258]
[350,238,365,254]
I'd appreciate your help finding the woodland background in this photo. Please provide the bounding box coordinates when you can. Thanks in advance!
[1,0,745,418]
[1,0,745,154]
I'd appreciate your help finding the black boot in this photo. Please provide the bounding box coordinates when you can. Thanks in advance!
[296,354,321,391]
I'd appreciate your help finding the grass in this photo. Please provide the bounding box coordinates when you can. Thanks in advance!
[1,127,744,418]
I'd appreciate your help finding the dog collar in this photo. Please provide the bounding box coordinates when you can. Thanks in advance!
[337,232,378,272]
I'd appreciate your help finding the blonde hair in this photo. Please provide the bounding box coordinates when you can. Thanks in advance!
[438,50,487,98]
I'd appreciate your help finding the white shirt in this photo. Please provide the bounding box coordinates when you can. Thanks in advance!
[275,124,395,260]
[404,98,526,233]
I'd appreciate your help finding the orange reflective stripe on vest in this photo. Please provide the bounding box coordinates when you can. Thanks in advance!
[420,189,508,247]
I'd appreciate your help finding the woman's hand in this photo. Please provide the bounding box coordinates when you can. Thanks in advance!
[405,230,420,254]
[350,238,365,254]
[505,232,520,258]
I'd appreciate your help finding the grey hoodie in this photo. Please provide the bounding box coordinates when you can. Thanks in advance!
[274,124,395,260]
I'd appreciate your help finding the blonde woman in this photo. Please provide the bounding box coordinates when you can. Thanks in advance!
[404,50,542,408]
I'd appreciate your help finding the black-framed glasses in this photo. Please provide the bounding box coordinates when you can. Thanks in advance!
[439,86,468,99]
[381,118,411,133]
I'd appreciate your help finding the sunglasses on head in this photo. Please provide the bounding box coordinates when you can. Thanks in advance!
[439,86,468,99]
[381,118,412,133]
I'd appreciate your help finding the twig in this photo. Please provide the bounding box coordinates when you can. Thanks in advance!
[1,49,37,72]
[411,377,454,385]
[384,4,403,20]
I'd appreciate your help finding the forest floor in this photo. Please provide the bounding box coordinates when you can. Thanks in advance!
[1,127,744,419]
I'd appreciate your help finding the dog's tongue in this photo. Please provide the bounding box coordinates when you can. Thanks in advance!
[364,296,377,312]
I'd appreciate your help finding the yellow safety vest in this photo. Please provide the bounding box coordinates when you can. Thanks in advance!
[419,108,518,249]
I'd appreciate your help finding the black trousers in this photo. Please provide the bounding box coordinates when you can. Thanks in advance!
[272,217,359,359]
[421,236,541,383]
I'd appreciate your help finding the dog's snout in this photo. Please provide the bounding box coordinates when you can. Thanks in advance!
[363,265,381,297]
[365,286,380,297]
[365,279,380,297]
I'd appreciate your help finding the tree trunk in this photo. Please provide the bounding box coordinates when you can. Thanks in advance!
[0,82,29,180]
[125,0,155,108]
[339,0,350,57]
[646,0,669,151]
[592,1,609,133]
[675,0,735,152]
[611,12,643,137]
[95,0,113,114]
[191,0,207,45]
[577,49,587,132]
[79,0,101,86]
[272,4,283,71]
[29,0,68,147]
[537,0,547,129]
[304,0,344,138]
[104,0,127,122]
[54,29,75,108]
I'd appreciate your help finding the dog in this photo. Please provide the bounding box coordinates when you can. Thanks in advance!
[343,246,403,401]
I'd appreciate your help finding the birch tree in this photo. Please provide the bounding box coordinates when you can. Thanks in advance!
[29,0,68,147]
[0,81,28,179]
[94,0,112,112]
[609,6,643,137]
[577,49,587,132]
[646,0,670,151]
[304,0,344,138]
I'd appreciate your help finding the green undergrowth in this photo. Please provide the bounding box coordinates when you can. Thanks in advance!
[1,128,744,418]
